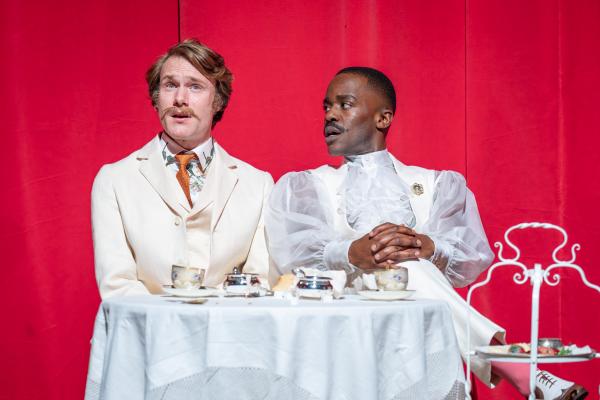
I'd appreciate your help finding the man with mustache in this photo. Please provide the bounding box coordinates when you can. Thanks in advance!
[92,39,275,298]
[265,67,587,399]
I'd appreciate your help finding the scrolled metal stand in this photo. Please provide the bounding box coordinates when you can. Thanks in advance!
[464,222,600,400]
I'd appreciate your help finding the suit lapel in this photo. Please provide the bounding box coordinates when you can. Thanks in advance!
[188,156,216,217]
[390,155,411,188]
[210,143,238,232]
[137,137,191,215]
[390,155,432,231]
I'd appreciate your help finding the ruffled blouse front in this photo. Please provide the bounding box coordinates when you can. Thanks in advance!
[343,150,416,232]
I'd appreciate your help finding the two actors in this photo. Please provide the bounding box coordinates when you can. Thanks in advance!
[91,40,586,400]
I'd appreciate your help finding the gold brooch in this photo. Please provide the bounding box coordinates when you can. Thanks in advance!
[411,183,424,196]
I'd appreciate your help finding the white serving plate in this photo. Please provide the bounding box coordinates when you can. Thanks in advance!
[358,290,415,301]
[476,345,596,360]
[162,287,218,298]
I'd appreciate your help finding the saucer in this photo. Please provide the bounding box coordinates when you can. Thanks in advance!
[296,289,330,299]
[162,287,218,298]
[358,290,415,301]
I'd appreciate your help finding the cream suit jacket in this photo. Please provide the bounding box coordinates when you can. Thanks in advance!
[91,136,276,299]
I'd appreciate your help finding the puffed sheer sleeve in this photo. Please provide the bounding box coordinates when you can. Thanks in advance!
[422,171,494,288]
[265,171,358,275]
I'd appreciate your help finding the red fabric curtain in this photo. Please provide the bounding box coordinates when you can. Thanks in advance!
[0,0,177,398]
[1,0,598,398]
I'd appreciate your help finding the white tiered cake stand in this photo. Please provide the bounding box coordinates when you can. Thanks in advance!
[464,222,600,400]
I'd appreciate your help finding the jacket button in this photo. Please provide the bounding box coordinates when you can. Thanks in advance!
[174,217,182,226]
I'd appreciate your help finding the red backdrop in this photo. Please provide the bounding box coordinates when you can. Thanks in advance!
[1,0,598,398]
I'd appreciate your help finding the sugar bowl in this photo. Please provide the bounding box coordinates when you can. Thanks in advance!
[293,268,334,300]
[223,266,262,295]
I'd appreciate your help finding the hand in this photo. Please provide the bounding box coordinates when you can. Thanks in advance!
[369,223,435,263]
[348,233,394,271]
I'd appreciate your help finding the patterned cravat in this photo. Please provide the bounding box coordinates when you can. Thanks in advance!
[175,153,197,207]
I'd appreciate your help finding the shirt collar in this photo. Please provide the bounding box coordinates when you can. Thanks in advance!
[344,149,393,169]
[159,133,215,172]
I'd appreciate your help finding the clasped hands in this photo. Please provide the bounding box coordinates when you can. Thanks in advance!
[348,222,435,271]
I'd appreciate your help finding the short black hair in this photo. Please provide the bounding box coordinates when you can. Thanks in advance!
[336,66,396,113]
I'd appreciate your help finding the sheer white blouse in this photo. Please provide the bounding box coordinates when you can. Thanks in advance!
[265,150,494,288]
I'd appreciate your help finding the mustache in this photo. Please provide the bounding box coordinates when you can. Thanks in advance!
[325,121,345,132]
[160,106,198,121]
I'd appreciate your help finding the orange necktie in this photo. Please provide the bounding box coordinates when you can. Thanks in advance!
[175,153,197,207]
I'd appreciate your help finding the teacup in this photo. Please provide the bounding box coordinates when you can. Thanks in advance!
[374,266,408,291]
[171,265,205,289]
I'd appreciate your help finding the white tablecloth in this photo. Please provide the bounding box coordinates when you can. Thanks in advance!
[85,295,465,400]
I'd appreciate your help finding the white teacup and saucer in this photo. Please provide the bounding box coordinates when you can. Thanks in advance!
[359,266,415,301]
[162,265,217,297]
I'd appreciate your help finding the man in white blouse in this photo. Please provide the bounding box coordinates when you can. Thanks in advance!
[91,39,275,299]
[265,67,586,400]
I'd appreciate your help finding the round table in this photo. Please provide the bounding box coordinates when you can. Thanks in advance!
[85,294,465,400]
